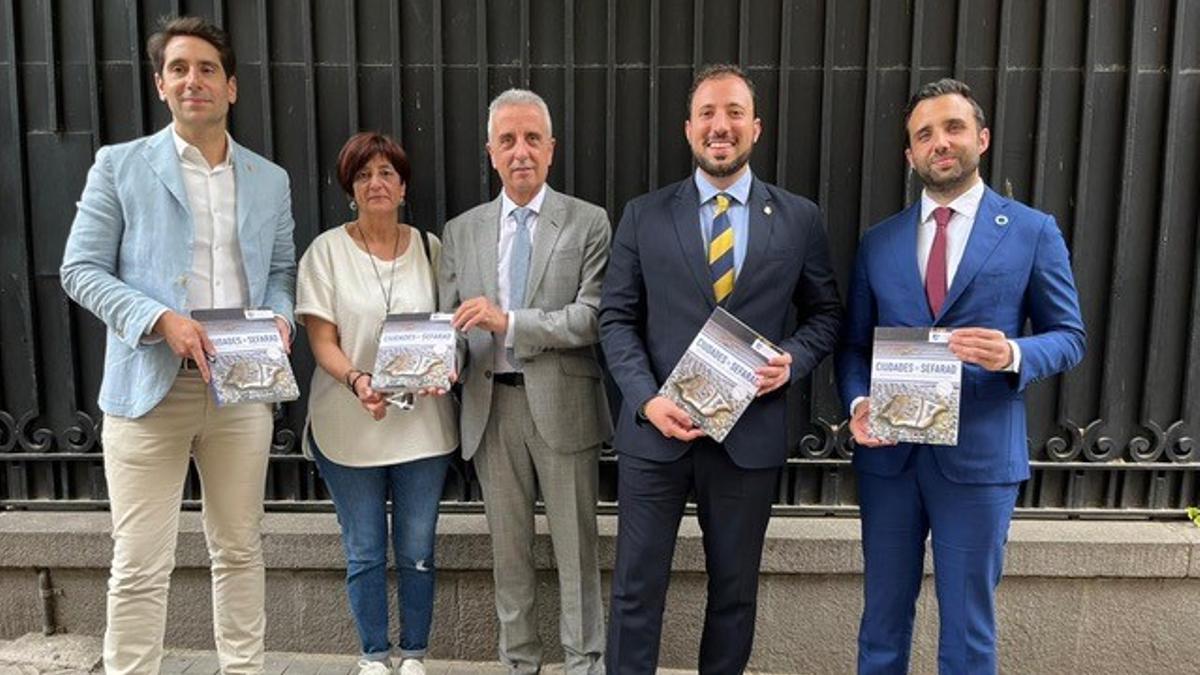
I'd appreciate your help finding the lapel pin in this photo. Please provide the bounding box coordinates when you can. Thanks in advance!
[763,205,772,215]
[995,214,1008,226]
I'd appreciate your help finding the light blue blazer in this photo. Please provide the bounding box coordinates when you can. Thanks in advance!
[60,125,297,418]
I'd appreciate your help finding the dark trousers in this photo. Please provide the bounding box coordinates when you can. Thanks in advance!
[606,439,779,675]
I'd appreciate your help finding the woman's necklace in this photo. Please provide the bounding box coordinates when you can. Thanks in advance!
[354,221,402,335]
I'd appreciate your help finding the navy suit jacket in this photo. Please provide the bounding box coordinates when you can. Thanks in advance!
[599,176,842,470]
[836,187,1086,484]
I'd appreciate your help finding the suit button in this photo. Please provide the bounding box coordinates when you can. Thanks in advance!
[484,370,492,379]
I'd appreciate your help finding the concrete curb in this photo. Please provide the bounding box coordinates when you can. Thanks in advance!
[3,512,1200,673]
[0,634,101,672]
[2,512,1198,578]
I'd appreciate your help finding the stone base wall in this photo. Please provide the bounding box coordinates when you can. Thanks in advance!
[1,513,1198,674]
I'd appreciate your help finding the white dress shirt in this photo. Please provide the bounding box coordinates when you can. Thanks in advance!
[173,125,249,310]
[917,178,985,286]
[142,127,249,340]
[494,184,548,372]
[916,178,1020,372]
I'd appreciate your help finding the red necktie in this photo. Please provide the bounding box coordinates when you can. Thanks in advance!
[926,206,953,317]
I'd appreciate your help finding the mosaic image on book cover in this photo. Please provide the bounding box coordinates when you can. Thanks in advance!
[658,307,783,443]
[868,327,961,445]
[371,313,457,392]
[192,308,300,406]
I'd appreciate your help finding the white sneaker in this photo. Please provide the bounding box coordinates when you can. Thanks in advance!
[397,658,426,675]
[356,660,391,675]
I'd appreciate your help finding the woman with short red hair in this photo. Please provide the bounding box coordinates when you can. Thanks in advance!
[295,132,455,675]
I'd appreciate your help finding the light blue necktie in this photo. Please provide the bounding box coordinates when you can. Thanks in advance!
[506,206,533,366]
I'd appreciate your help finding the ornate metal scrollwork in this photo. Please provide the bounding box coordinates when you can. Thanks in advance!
[1165,420,1196,463]
[796,416,854,460]
[0,410,15,452]
[16,412,54,452]
[58,411,101,453]
[269,405,299,454]
[797,417,840,460]
[0,411,101,453]
[1085,436,1121,463]
[270,425,297,454]
[1071,419,1122,462]
[1043,422,1080,462]
[797,433,826,459]
[1046,419,1190,464]
[1129,421,1167,463]
[832,417,855,459]
[1044,419,1120,462]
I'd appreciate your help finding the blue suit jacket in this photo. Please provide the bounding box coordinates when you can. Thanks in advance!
[836,187,1085,484]
[60,126,297,418]
[599,177,842,470]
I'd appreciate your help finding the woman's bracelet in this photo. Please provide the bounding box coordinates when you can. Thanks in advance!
[348,370,372,395]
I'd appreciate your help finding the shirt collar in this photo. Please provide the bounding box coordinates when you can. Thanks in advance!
[919,177,985,225]
[694,167,753,208]
[500,183,548,222]
[171,124,233,170]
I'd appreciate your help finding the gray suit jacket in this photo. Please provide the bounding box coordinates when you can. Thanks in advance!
[439,186,613,459]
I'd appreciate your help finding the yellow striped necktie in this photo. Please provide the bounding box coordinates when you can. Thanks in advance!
[709,193,735,303]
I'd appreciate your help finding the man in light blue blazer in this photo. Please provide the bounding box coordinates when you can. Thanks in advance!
[59,16,295,675]
[836,79,1085,674]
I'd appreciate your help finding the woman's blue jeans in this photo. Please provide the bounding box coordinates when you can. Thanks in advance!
[311,434,450,661]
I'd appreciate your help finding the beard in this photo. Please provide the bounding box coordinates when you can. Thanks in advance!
[693,141,753,178]
[915,151,980,194]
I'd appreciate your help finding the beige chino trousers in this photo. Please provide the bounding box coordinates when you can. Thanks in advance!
[100,370,273,675]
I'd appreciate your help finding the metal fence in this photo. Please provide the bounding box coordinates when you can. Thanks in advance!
[2,0,1198,517]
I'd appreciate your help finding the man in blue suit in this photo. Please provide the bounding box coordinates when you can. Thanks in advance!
[600,64,842,674]
[60,17,295,675]
[836,78,1085,674]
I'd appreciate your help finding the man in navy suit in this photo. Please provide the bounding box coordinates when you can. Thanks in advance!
[836,78,1086,673]
[599,64,842,674]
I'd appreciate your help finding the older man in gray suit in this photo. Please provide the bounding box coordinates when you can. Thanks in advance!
[439,89,612,675]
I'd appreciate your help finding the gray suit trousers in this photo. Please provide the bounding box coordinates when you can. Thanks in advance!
[474,382,605,675]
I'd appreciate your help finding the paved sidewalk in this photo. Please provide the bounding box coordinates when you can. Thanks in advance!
[0,633,715,675]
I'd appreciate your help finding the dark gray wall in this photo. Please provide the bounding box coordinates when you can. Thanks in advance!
[2,0,1199,516]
